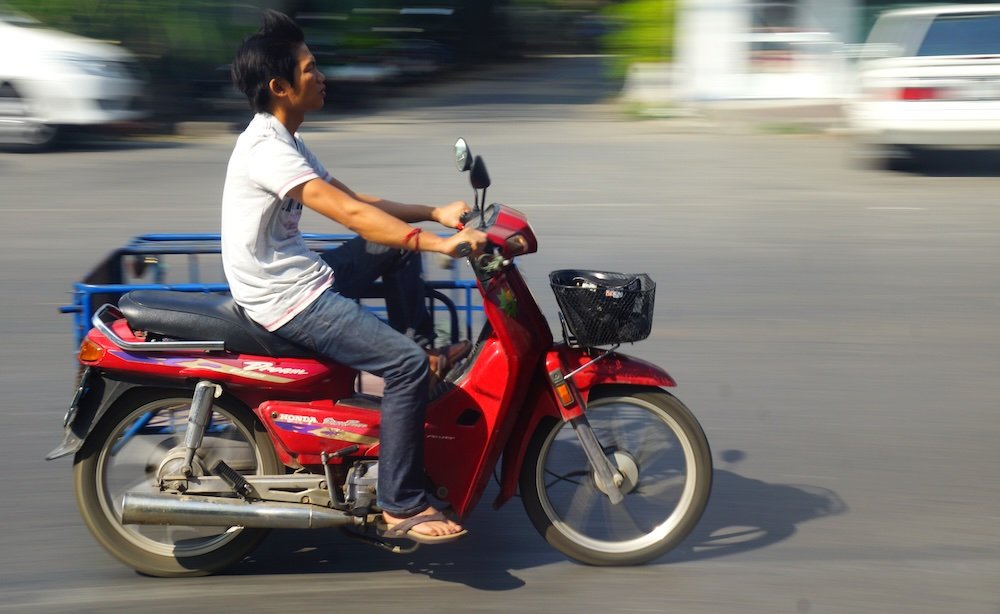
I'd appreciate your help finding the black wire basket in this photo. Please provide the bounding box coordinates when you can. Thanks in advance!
[549,269,656,347]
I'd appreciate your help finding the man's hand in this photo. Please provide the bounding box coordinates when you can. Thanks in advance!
[441,226,488,258]
[432,201,471,229]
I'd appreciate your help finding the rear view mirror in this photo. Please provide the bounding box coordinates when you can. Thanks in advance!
[470,155,490,190]
[455,138,472,172]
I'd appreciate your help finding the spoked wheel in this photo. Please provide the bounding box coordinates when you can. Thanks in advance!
[520,386,712,565]
[73,390,280,577]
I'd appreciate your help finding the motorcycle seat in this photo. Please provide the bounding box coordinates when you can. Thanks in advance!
[117,290,315,357]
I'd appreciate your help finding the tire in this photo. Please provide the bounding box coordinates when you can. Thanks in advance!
[73,389,281,577]
[520,386,712,565]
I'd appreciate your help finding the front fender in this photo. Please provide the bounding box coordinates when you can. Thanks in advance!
[492,347,676,509]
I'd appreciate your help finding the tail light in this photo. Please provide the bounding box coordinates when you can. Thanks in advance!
[898,87,940,100]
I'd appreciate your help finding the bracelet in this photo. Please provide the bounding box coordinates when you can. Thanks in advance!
[404,228,422,251]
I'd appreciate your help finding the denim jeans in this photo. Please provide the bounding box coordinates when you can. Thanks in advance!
[273,238,433,517]
[321,237,435,349]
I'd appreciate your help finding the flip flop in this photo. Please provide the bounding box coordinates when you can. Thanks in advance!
[378,511,469,545]
[427,340,472,381]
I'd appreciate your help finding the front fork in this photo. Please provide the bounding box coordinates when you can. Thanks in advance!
[546,351,625,505]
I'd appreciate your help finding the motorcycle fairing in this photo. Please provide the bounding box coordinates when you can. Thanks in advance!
[420,269,552,517]
[491,346,676,509]
[258,398,382,463]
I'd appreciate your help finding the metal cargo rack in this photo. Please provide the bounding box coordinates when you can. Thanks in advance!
[60,233,482,348]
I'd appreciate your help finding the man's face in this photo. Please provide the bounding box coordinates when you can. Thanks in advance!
[287,43,326,112]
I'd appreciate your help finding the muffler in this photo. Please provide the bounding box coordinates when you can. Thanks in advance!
[121,492,360,529]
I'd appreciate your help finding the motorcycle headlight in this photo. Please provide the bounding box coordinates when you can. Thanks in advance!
[504,233,530,256]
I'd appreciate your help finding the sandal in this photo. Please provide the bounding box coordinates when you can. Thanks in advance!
[378,511,468,545]
[427,340,471,380]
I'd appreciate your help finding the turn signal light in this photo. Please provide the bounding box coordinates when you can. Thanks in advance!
[78,338,105,363]
[548,369,576,407]
[554,381,575,406]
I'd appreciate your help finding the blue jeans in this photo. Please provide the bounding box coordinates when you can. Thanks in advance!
[321,237,436,349]
[273,239,433,517]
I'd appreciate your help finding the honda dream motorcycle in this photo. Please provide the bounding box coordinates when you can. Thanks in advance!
[48,139,712,576]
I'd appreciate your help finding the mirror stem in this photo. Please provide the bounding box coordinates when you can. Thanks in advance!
[480,188,487,227]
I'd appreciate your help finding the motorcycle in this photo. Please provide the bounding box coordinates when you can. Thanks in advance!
[48,138,712,577]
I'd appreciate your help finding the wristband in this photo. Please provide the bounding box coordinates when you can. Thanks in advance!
[404,228,422,251]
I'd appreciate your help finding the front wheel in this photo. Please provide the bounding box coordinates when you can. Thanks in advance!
[73,389,281,577]
[520,386,712,565]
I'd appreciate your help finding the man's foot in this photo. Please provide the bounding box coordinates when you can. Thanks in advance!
[427,340,471,380]
[380,507,467,544]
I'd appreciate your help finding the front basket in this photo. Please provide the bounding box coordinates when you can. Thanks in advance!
[549,269,655,347]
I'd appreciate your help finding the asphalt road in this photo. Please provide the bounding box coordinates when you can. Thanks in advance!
[2,58,999,613]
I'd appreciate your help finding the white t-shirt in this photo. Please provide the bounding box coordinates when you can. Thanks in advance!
[221,113,334,331]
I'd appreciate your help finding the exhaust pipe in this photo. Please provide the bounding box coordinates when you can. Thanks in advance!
[121,492,360,529]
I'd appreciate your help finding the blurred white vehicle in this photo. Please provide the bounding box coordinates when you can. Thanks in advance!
[847,4,1000,168]
[0,5,147,150]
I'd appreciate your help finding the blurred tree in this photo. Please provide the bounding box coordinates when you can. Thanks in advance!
[6,0,267,117]
[601,0,675,78]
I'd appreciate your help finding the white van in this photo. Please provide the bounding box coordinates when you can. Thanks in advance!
[847,4,1000,168]
[0,5,148,150]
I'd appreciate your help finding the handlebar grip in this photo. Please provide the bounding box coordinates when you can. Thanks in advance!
[455,242,472,257]
[459,209,477,225]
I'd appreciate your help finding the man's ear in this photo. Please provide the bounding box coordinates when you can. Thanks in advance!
[268,77,290,99]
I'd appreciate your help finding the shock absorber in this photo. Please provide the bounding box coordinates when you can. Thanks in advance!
[181,380,222,477]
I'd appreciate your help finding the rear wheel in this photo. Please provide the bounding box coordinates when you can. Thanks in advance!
[73,389,281,577]
[520,386,712,565]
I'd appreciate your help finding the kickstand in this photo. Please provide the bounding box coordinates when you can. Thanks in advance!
[339,526,421,554]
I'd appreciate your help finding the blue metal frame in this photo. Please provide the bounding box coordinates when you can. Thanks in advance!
[61,233,482,347]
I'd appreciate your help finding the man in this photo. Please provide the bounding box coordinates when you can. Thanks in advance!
[223,10,486,543]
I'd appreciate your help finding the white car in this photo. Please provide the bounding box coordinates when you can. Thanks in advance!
[0,5,148,150]
[847,4,1000,168]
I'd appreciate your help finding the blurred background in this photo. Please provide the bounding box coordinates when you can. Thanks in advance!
[3,0,1000,143]
[3,2,1000,612]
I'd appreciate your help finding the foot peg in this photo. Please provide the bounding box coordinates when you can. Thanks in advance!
[211,460,255,500]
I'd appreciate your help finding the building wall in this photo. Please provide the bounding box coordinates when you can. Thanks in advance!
[674,0,859,101]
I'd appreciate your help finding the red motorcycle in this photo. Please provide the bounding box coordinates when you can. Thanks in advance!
[48,139,712,577]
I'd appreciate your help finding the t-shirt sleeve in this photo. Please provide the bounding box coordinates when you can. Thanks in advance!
[247,139,321,199]
[300,139,333,182]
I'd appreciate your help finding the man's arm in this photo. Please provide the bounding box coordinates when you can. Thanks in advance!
[327,176,465,228]
[289,178,483,257]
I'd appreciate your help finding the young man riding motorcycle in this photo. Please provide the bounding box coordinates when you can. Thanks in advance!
[224,10,486,543]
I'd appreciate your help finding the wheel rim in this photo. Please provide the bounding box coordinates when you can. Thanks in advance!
[534,396,699,554]
[95,398,263,557]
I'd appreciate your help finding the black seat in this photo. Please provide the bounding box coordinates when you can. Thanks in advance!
[117,290,314,357]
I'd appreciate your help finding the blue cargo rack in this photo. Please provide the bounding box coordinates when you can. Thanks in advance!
[60,233,482,348]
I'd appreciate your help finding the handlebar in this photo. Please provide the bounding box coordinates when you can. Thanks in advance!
[459,208,478,227]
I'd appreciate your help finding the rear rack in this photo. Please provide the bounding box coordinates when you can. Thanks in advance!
[61,233,482,347]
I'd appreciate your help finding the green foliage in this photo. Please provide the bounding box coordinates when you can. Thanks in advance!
[4,0,253,64]
[601,0,674,78]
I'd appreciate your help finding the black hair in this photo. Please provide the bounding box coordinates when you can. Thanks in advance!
[231,10,305,113]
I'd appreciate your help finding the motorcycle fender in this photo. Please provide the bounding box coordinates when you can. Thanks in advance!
[45,371,188,461]
[558,347,677,400]
[491,349,676,509]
